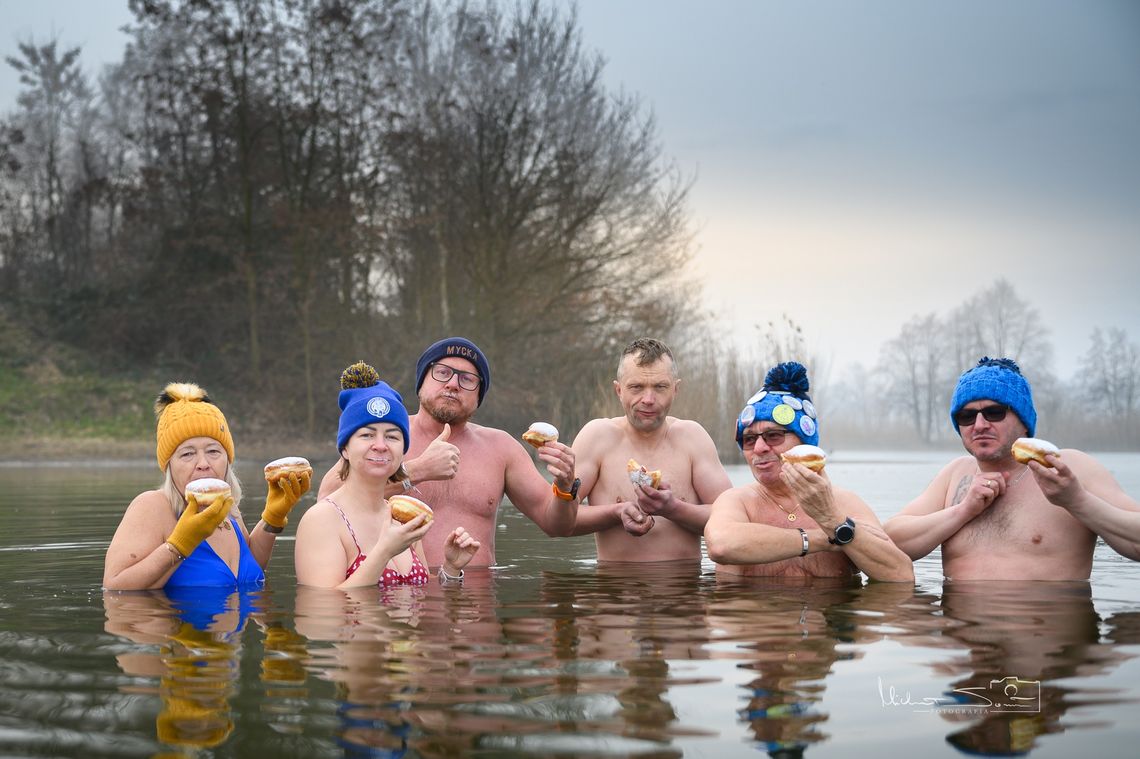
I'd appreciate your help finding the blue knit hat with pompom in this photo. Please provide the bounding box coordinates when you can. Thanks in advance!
[735,361,820,448]
[949,357,1036,437]
[336,362,411,452]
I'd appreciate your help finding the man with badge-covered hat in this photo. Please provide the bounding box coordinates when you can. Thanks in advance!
[318,337,579,568]
[705,361,913,582]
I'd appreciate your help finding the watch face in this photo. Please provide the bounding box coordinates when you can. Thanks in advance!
[834,518,855,545]
[569,478,581,499]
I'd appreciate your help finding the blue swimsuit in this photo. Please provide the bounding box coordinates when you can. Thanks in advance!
[166,518,265,589]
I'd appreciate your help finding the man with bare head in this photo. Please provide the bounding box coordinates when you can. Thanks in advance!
[885,356,1140,580]
[317,337,579,568]
[569,338,733,563]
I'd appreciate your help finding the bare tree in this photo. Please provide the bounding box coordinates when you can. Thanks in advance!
[1078,327,1139,447]
[877,312,947,444]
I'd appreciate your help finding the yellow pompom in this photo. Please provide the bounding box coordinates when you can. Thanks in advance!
[154,382,209,419]
[340,361,379,390]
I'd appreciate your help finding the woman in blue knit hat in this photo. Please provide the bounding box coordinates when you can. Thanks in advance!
[294,362,480,588]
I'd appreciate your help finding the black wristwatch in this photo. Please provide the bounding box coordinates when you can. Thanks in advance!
[553,478,581,501]
[828,517,856,545]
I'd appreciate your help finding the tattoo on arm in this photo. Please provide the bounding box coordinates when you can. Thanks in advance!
[951,475,971,506]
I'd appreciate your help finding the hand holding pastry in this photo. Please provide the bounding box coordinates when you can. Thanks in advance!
[627,458,662,489]
[262,457,313,530]
[169,479,232,558]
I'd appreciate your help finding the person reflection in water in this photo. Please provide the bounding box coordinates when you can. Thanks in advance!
[103,588,260,751]
[705,362,913,582]
[293,577,508,755]
[706,581,922,756]
[932,582,1130,756]
[103,382,310,590]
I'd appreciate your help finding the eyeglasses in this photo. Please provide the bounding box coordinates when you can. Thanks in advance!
[953,404,1009,427]
[741,429,790,448]
[430,363,481,392]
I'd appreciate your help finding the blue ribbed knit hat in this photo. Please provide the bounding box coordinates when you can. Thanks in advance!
[336,362,410,452]
[949,357,1036,437]
[415,337,491,406]
[735,361,820,448]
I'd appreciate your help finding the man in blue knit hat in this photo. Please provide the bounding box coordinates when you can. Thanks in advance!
[704,361,913,582]
[319,337,580,568]
[885,357,1140,580]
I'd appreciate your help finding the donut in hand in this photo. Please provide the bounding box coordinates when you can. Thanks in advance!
[263,456,313,483]
[1011,437,1060,466]
[627,458,662,488]
[388,494,434,524]
[522,422,559,448]
[781,444,827,472]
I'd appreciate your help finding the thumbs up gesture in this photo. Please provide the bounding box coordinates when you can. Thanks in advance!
[408,423,461,482]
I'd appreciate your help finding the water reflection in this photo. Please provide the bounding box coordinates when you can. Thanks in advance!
[103,587,263,751]
[932,582,1134,756]
[707,577,928,756]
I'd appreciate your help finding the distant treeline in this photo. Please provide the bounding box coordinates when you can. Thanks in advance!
[2,1,1136,455]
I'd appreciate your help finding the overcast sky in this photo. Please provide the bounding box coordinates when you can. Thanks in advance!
[4,1,1139,379]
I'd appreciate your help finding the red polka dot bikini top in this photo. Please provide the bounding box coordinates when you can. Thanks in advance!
[326,498,430,587]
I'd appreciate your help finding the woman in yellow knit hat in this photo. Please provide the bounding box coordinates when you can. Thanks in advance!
[103,383,310,590]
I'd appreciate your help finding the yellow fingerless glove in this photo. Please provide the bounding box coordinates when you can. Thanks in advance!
[261,471,311,530]
[167,494,232,558]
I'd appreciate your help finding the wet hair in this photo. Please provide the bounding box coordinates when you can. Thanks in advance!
[617,338,677,378]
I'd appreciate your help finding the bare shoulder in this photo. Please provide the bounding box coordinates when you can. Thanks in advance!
[940,455,977,478]
[571,417,624,449]
[467,423,530,466]
[126,489,175,520]
[668,417,717,446]
[712,484,753,512]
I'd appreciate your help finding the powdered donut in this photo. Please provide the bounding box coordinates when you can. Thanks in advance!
[522,422,559,448]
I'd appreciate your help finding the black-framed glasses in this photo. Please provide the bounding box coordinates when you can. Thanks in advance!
[430,362,481,391]
[741,429,790,448]
[954,404,1009,427]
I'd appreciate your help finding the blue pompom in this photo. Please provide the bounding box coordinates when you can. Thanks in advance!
[763,361,811,397]
[976,356,1022,375]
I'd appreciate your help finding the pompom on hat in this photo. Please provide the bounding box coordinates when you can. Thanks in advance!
[415,337,491,406]
[950,356,1036,437]
[336,361,411,452]
[155,383,235,471]
[735,362,820,448]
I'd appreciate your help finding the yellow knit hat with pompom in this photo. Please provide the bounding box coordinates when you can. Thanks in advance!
[154,383,235,471]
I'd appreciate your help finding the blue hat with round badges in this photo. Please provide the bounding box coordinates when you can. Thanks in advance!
[736,361,819,448]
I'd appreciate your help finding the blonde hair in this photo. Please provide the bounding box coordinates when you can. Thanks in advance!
[160,465,244,521]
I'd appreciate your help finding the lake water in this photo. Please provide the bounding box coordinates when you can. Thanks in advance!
[2,451,1140,757]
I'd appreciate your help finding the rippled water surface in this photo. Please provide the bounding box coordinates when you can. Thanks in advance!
[2,452,1139,757]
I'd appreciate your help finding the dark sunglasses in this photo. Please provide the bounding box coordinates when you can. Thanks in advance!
[954,404,1009,427]
[741,429,790,448]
